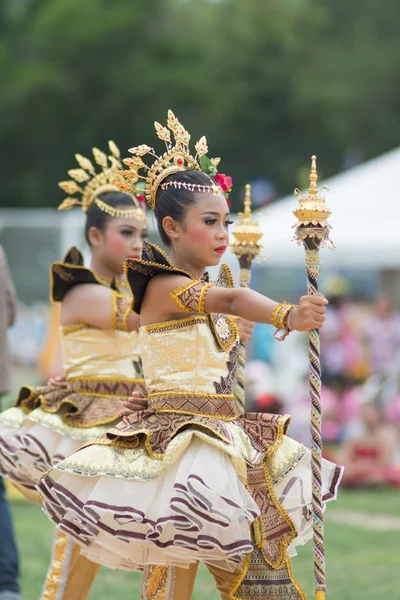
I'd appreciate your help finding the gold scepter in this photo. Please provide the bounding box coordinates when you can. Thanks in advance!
[230,184,263,414]
[293,156,333,600]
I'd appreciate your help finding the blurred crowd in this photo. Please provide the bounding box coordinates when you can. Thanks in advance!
[245,277,400,489]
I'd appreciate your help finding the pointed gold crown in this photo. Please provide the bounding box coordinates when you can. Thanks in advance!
[293,155,332,244]
[58,140,146,220]
[231,184,263,260]
[115,110,225,210]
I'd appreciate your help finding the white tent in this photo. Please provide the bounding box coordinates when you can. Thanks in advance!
[248,147,400,268]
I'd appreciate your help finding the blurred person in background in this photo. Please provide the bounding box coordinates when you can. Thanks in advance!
[320,376,361,446]
[340,401,400,488]
[320,275,363,385]
[362,292,400,378]
[0,244,20,600]
[244,360,274,411]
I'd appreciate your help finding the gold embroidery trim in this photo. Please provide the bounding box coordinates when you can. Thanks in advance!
[230,413,298,596]
[284,554,307,600]
[145,315,208,334]
[81,435,141,451]
[230,552,252,599]
[258,459,298,569]
[122,305,131,332]
[108,416,235,461]
[61,323,86,334]
[147,391,236,402]
[20,382,145,428]
[147,391,239,421]
[123,242,212,315]
[170,281,198,313]
[209,315,240,351]
[68,375,144,385]
[111,292,119,330]
[26,396,122,428]
[112,292,131,331]
[123,247,195,285]
[170,280,212,314]
[199,282,212,314]
[50,251,118,304]
[217,263,235,288]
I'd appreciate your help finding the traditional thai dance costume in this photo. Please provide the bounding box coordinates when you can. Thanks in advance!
[37,112,343,599]
[0,141,147,599]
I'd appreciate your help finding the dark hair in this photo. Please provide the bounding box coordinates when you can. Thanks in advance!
[84,192,135,245]
[154,170,214,246]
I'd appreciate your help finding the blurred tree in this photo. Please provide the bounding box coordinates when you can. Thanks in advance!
[0,0,399,210]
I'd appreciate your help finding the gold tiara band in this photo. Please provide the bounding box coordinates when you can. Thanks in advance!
[94,198,146,220]
[159,181,221,195]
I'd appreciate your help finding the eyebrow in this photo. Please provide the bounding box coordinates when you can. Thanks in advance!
[201,211,231,217]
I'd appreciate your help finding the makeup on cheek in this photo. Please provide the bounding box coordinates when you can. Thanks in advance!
[105,230,130,253]
[187,223,215,244]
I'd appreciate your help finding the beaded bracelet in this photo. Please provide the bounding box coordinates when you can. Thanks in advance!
[286,306,296,331]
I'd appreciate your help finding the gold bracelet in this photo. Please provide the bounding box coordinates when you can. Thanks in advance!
[272,302,296,329]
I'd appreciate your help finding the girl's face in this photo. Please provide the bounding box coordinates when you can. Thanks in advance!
[166,192,232,270]
[92,214,148,276]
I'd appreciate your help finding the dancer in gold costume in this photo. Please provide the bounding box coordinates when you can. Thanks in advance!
[38,113,342,599]
[0,141,148,600]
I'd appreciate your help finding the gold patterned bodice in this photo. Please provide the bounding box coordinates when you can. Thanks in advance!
[62,325,142,382]
[50,246,143,384]
[140,316,238,396]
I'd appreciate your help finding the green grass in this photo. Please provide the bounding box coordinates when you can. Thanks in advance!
[9,489,400,599]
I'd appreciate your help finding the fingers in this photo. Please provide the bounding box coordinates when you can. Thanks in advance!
[120,397,148,416]
[123,398,148,409]
[304,294,328,305]
[47,376,68,389]
[239,318,255,328]
[291,297,327,331]
[237,318,255,343]
[129,391,148,400]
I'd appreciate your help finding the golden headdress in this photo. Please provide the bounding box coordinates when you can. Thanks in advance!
[58,140,146,220]
[115,110,232,210]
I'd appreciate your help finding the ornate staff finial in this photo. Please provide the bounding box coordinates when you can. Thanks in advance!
[243,183,252,216]
[309,155,318,196]
[230,184,263,266]
[293,155,333,248]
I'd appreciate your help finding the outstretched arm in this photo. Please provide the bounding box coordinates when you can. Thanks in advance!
[142,274,326,331]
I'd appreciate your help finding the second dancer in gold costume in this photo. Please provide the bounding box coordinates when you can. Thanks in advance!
[0,141,147,599]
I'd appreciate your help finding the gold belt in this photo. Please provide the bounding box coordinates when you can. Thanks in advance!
[68,376,145,398]
[147,391,240,420]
